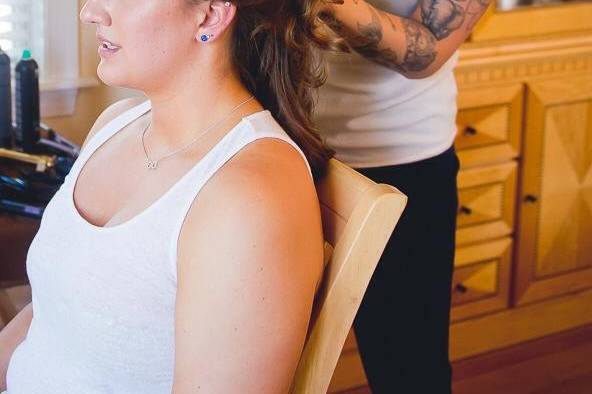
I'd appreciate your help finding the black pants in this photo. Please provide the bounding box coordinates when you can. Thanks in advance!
[353,146,460,394]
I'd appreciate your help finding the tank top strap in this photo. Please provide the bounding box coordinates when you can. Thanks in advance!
[169,110,312,209]
[67,100,151,181]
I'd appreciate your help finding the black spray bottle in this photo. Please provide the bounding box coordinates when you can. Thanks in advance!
[15,49,40,153]
[0,47,12,148]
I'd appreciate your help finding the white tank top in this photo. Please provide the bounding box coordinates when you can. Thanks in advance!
[314,0,459,168]
[5,101,311,394]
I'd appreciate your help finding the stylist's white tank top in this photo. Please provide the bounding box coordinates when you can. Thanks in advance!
[5,100,311,394]
[314,0,459,168]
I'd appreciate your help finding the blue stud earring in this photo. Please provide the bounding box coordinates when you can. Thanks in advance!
[200,34,213,42]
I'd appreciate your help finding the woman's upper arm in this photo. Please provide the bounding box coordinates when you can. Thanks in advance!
[80,96,146,152]
[0,303,33,391]
[172,141,324,394]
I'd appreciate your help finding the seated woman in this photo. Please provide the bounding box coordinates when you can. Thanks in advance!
[0,0,334,392]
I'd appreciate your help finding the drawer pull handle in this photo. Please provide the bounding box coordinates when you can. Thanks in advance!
[455,284,468,294]
[464,126,478,136]
[459,206,473,215]
[524,195,539,204]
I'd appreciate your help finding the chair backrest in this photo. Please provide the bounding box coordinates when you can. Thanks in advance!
[290,159,407,394]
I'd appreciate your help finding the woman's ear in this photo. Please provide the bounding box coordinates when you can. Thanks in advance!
[196,0,236,43]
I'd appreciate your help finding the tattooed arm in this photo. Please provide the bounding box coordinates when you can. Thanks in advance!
[321,0,490,78]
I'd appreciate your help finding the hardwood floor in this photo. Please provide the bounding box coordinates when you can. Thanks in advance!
[337,325,592,394]
[453,340,592,394]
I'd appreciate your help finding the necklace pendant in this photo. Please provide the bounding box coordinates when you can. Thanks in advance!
[147,160,158,170]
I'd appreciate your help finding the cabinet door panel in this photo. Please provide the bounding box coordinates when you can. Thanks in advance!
[516,73,592,305]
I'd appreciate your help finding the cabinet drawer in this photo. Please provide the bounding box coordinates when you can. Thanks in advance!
[456,162,517,246]
[456,83,523,168]
[451,238,513,322]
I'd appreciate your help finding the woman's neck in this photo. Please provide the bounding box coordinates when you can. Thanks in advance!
[142,70,257,152]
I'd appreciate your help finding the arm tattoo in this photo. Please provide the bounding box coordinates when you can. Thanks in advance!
[322,3,437,73]
[348,7,402,70]
[420,0,465,39]
[372,0,491,41]
[418,0,491,39]
[323,0,490,72]
[400,18,437,72]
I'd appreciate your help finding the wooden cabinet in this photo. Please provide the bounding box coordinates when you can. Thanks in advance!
[446,31,592,367]
[514,73,592,306]
[448,40,592,366]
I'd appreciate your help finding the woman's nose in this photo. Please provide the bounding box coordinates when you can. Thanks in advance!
[80,0,111,26]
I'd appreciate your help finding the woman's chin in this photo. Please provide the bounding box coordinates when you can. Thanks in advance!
[97,64,128,88]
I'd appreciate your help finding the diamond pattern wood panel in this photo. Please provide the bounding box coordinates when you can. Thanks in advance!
[516,73,592,305]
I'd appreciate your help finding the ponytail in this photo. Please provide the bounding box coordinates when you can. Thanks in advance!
[230,0,340,180]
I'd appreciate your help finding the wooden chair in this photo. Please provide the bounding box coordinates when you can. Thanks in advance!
[290,159,407,394]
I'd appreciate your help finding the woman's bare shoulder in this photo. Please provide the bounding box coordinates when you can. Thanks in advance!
[193,137,317,228]
[81,96,147,151]
[178,136,322,266]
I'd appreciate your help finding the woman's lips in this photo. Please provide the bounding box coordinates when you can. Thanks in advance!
[97,35,121,58]
[98,43,121,57]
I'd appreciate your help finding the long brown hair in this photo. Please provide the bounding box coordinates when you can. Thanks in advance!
[191,0,338,180]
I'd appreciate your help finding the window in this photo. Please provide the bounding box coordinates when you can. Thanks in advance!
[0,0,97,116]
[0,0,45,71]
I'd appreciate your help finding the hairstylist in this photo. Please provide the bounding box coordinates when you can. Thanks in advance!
[315,0,490,392]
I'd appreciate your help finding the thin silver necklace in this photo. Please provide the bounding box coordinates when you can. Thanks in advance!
[141,95,255,170]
